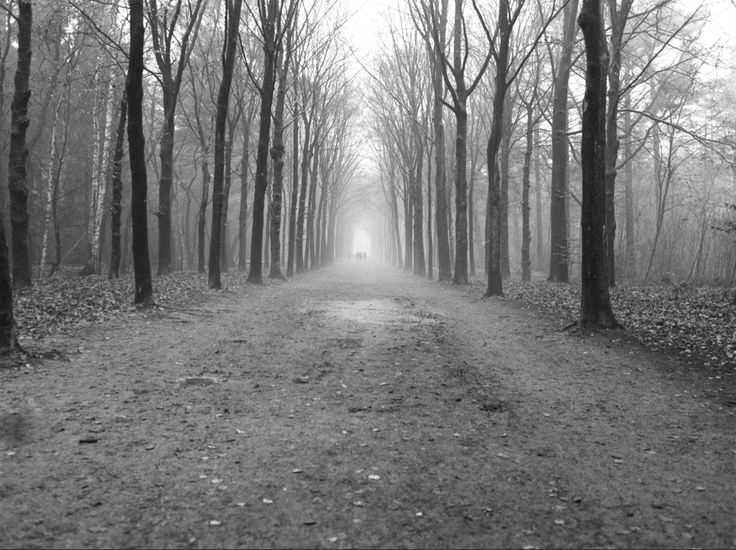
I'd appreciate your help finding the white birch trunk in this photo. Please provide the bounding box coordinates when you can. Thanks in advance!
[40,99,62,273]
[86,77,113,274]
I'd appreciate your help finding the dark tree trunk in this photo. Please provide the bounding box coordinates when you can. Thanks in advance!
[127,0,153,304]
[220,121,235,271]
[197,159,209,273]
[157,109,174,274]
[485,0,510,297]
[430,0,451,281]
[521,99,534,282]
[306,136,319,271]
[534,123,544,271]
[623,101,636,279]
[248,0,278,284]
[0,211,15,349]
[296,112,311,274]
[604,0,632,286]
[269,29,293,280]
[238,120,250,272]
[108,91,127,279]
[499,94,512,279]
[286,111,299,277]
[578,0,617,328]
[208,0,242,289]
[413,136,426,276]
[549,0,578,283]
[8,0,32,289]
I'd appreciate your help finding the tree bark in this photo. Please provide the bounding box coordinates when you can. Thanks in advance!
[485,0,511,297]
[248,0,279,284]
[269,26,293,280]
[127,0,153,304]
[578,0,617,328]
[209,0,243,289]
[286,109,299,277]
[108,91,127,278]
[548,0,578,283]
[238,117,250,272]
[521,98,534,282]
[8,0,32,289]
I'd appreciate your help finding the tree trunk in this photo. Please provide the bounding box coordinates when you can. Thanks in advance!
[8,0,32,289]
[623,102,636,279]
[306,136,319,271]
[209,0,243,289]
[108,91,127,278]
[197,159,209,273]
[269,31,293,280]
[521,100,534,282]
[238,119,250,272]
[286,110,299,277]
[296,111,311,274]
[578,0,617,328]
[548,0,578,283]
[485,0,510,296]
[500,92,512,279]
[413,135,426,276]
[534,123,544,271]
[157,101,175,274]
[451,0,468,285]
[127,0,153,305]
[248,0,278,284]
[430,0,451,280]
[40,99,62,275]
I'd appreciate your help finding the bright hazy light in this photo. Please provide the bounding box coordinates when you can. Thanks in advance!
[353,229,371,256]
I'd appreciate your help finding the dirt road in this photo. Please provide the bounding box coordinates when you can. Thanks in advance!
[1,262,734,548]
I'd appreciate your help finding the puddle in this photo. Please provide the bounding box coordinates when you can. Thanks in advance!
[177,376,219,387]
[310,299,425,325]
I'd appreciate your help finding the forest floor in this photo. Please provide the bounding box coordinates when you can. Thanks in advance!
[1,261,735,548]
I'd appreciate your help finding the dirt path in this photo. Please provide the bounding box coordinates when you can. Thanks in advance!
[1,262,734,549]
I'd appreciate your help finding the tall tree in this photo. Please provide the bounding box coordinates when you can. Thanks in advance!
[413,0,452,281]
[578,0,616,328]
[8,0,32,289]
[248,0,296,284]
[127,0,154,305]
[548,0,578,283]
[148,0,205,274]
[108,91,128,279]
[427,0,492,284]
[268,14,295,280]
[208,0,243,289]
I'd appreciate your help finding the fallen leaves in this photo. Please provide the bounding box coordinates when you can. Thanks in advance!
[500,280,736,370]
[15,270,253,341]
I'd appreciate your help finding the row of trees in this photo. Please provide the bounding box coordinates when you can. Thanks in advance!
[370,0,734,326]
[0,0,363,348]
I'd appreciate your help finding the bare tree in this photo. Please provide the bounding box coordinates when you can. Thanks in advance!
[578,0,616,327]
[127,0,154,304]
[148,0,206,274]
[208,0,243,289]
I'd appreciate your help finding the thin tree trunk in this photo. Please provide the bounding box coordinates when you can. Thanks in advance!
[209,0,243,289]
[197,159,209,273]
[248,0,280,284]
[521,100,534,282]
[485,0,511,296]
[108,91,128,278]
[127,0,153,304]
[238,119,250,272]
[286,110,299,277]
[40,99,62,274]
[549,0,579,283]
